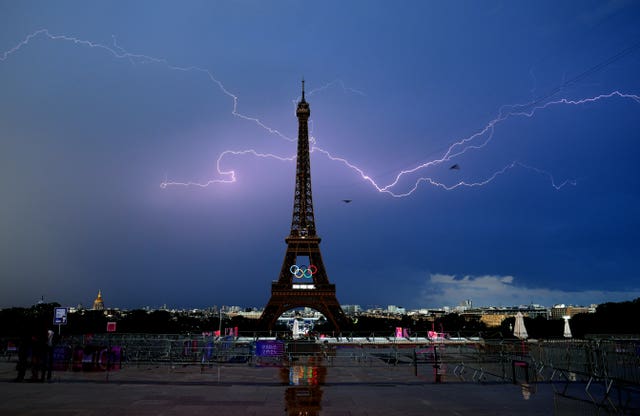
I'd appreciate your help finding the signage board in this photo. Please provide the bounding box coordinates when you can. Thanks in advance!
[255,340,285,357]
[53,307,68,325]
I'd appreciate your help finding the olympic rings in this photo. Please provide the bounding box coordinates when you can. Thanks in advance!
[290,264,317,279]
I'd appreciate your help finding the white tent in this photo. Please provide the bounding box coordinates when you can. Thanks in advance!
[563,315,572,338]
[292,319,301,340]
[513,312,528,339]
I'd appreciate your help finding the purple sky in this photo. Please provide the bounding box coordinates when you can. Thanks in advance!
[1,1,639,310]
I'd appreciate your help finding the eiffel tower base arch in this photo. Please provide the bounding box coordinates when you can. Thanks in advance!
[259,284,351,332]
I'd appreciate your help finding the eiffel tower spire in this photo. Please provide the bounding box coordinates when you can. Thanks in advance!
[290,79,315,237]
[258,81,350,332]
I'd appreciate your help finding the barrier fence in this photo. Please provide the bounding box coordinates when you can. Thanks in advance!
[4,335,638,382]
[2,335,638,372]
[2,334,638,411]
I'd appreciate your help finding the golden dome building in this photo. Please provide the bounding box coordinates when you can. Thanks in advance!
[92,290,105,310]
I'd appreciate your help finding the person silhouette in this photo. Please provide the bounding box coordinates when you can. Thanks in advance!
[14,332,31,382]
[41,330,55,382]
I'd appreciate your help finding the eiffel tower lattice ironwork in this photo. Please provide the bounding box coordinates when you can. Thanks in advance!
[258,81,350,332]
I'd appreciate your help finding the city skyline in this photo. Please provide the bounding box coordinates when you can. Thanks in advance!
[19,290,603,325]
[1,2,640,309]
[26,288,603,313]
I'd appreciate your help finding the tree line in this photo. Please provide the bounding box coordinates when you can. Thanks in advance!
[1,298,638,339]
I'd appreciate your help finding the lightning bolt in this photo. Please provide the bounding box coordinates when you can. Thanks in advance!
[1,29,294,143]
[160,149,295,188]
[3,30,639,197]
[290,79,366,119]
[306,79,366,98]
[311,91,637,196]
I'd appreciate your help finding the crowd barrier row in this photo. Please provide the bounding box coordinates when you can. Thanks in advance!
[3,334,639,385]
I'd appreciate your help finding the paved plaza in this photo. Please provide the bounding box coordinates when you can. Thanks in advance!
[1,357,618,416]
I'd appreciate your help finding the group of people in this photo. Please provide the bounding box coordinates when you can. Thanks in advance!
[15,329,55,382]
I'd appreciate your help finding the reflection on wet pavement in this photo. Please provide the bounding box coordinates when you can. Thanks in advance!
[283,354,326,416]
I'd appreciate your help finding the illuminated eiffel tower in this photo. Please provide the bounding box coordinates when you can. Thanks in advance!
[258,81,350,332]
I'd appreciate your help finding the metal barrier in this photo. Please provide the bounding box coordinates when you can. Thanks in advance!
[3,335,638,391]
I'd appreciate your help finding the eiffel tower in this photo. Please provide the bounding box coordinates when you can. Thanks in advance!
[258,81,350,332]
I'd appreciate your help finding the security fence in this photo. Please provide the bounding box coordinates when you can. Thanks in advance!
[3,334,639,379]
[3,334,638,412]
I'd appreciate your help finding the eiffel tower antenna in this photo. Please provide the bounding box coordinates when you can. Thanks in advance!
[258,82,350,332]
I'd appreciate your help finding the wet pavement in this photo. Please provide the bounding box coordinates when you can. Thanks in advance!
[0,356,628,415]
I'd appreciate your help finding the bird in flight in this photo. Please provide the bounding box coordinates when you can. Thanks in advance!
[449,164,460,170]
[342,199,352,204]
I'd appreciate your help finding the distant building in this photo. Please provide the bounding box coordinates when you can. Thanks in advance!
[458,299,473,310]
[551,304,594,320]
[92,290,105,310]
[462,305,550,328]
[480,314,506,328]
[387,305,406,314]
[234,310,262,319]
[341,305,362,315]
[407,308,447,318]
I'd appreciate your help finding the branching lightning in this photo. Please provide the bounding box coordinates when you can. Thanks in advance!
[159,149,295,188]
[1,29,294,143]
[306,79,366,99]
[3,29,639,197]
[322,90,638,197]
